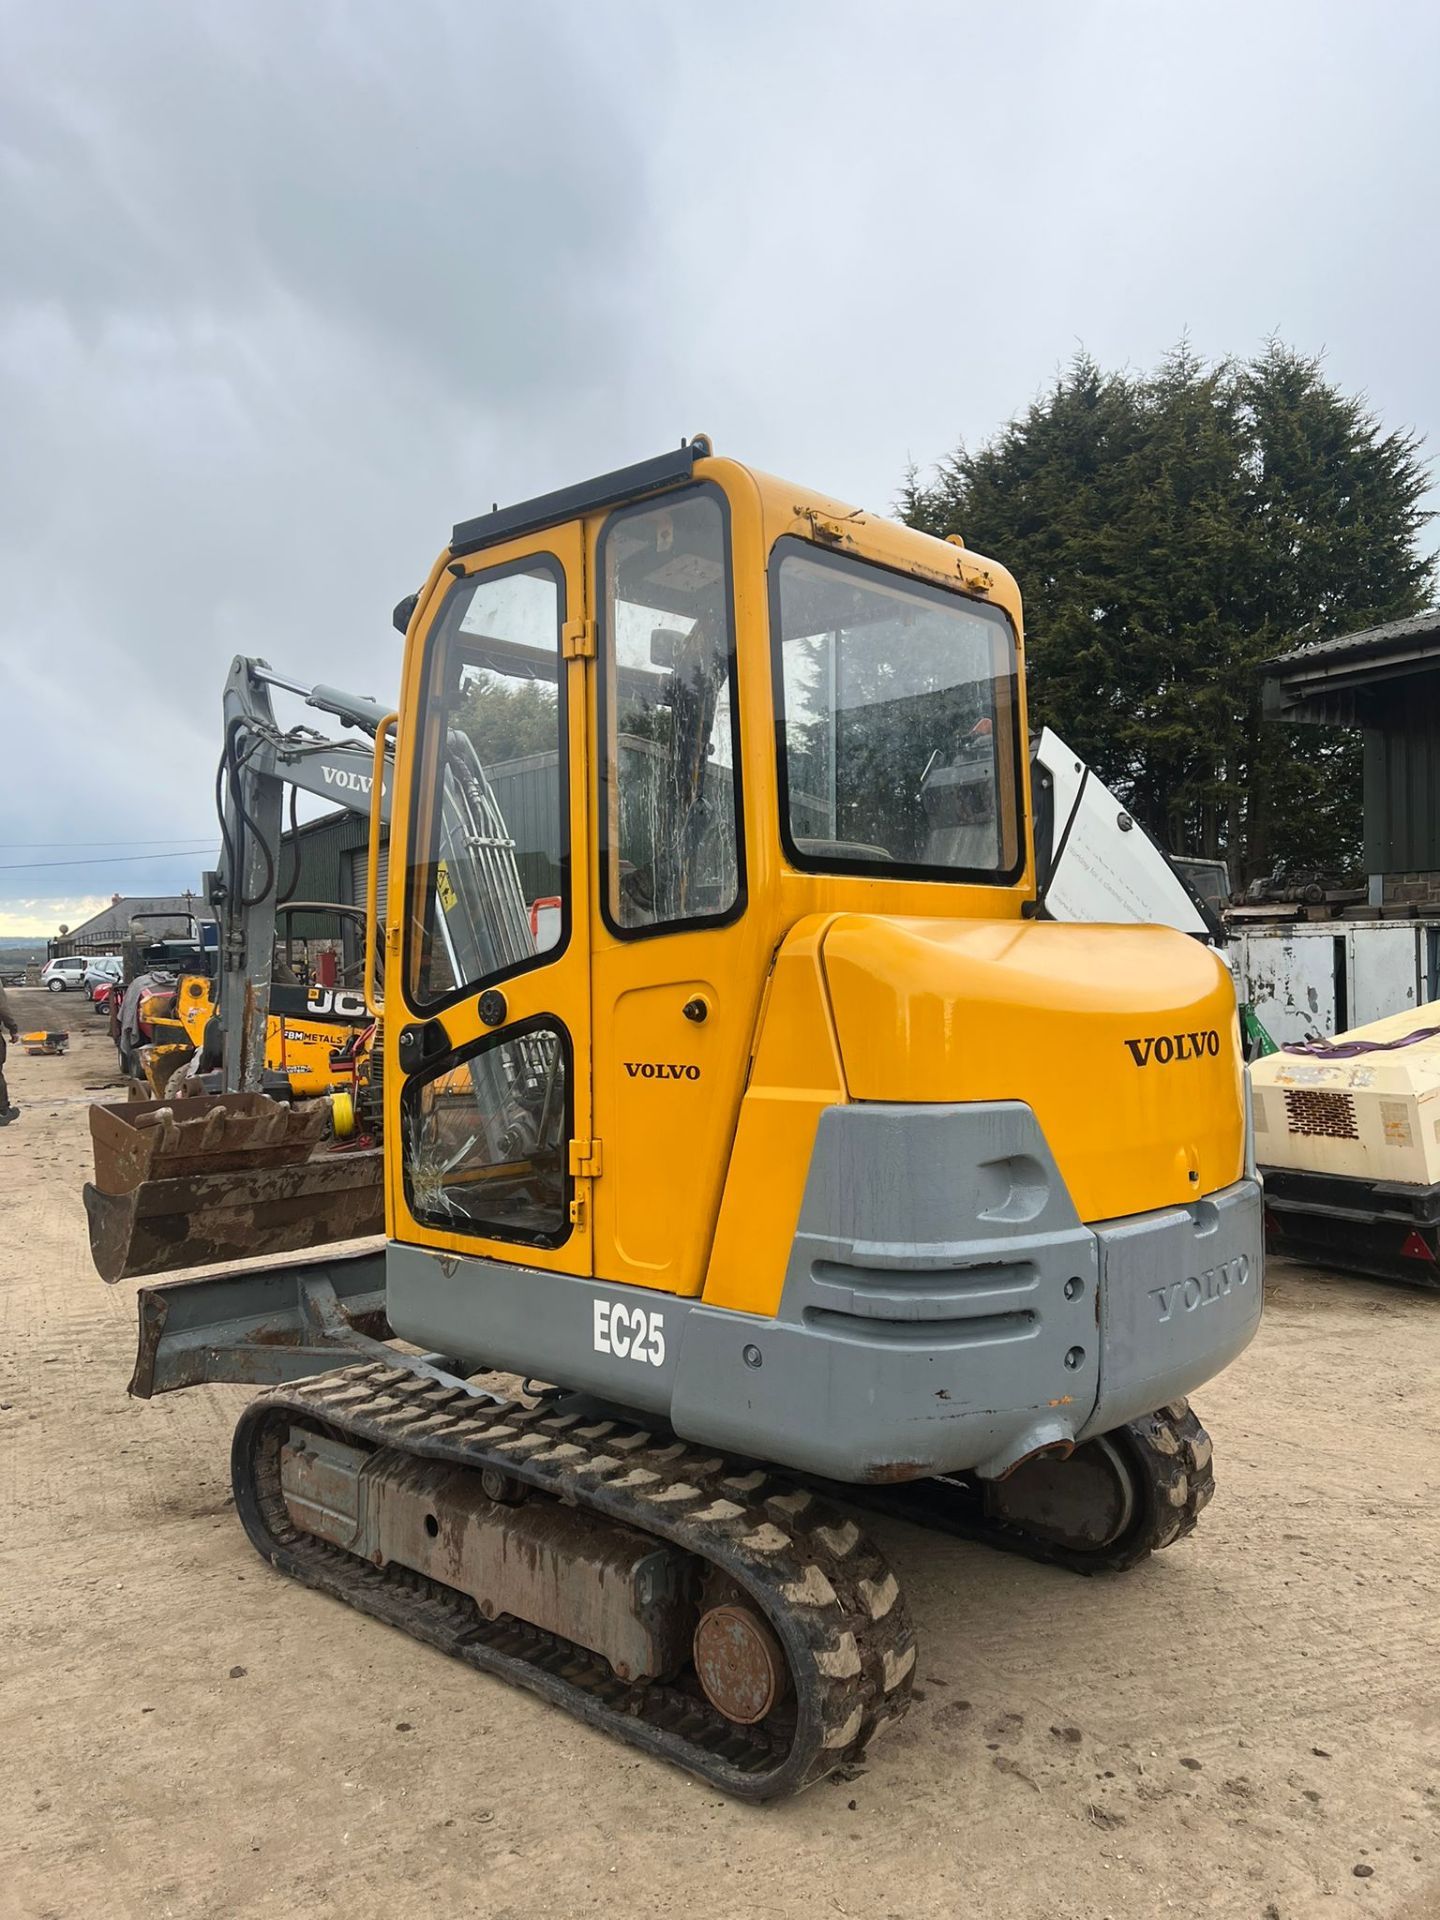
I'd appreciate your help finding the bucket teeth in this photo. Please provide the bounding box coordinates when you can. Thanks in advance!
[84,1092,382,1283]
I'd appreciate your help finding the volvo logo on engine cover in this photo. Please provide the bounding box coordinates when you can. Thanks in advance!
[623,1062,701,1081]
[1123,1030,1220,1066]
[1149,1255,1251,1322]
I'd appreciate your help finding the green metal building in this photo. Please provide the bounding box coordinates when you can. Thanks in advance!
[1263,612,1440,908]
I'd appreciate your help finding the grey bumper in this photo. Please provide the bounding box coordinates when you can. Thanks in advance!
[1081,1182,1262,1440]
[669,1103,1261,1481]
[386,1102,1263,1487]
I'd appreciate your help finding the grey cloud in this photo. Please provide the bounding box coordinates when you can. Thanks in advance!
[0,1,675,914]
[0,0,1436,921]
[0,5,654,404]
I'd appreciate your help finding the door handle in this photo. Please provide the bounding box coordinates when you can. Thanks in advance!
[397,1020,451,1076]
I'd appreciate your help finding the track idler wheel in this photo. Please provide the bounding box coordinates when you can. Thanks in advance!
[984,1435,1136,1552]
[981,1400,1216,1572]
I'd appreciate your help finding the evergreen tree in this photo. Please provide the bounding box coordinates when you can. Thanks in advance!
[903,344,1433,881]
[456,673,558,767]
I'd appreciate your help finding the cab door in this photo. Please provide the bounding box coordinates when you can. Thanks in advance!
[388,523,593,1278]
[588,481,757,1297]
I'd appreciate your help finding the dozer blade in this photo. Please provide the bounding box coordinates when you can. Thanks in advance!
[84,1091,383,1283]
[129,1254,391,1398]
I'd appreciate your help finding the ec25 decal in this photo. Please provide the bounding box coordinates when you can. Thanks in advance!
[593,1298,666,1366]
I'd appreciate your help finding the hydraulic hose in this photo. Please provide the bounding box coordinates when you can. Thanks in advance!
[216,717,278,911]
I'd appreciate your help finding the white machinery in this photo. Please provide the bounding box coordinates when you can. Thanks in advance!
[1252,1000,1440,1284]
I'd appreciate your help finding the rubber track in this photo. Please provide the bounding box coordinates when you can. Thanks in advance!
[860,1400,1216,1575]
[231,1361,917,1802]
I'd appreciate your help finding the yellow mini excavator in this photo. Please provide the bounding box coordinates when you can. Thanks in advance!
[88,440,1262,1800]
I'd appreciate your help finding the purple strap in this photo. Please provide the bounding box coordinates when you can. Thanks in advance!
[1283,1025,1440,1059]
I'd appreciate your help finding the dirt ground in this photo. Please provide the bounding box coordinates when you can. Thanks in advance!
[1,986,1437,1920]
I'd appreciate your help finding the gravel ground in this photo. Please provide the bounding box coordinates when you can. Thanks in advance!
[1,985,1437,1920]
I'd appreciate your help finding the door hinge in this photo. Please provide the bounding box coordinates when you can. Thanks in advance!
[568,1137,603,1178]
[562,618,595,660]
[568,1136,601,1229]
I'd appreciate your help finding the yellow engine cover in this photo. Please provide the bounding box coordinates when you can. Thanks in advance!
[703,913,1245,1319]
[821,915,1245,1224]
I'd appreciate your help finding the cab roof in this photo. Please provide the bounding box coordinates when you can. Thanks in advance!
[450,439,712,557]
[446,435,1019,626]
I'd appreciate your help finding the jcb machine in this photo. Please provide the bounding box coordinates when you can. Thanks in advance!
[124,903,376,1104]
[90,440,1262,1799]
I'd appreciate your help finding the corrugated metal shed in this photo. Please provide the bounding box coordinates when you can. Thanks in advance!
[1263,609,1440,684]
[278,810,367,936]
[487,750,563,900]
[275,756,560,945]
[278,809,387,954]
[1362,688,1440,874]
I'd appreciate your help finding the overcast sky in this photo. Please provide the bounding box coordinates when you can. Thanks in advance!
[1,0,1437,936]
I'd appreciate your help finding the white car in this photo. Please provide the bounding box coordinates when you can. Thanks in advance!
[40,955,89,993]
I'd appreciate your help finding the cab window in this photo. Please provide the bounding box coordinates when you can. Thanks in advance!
[771,539,1022,881]
[406,556,567,1012]
[403,1021,570,1247]
[598,489,743,935]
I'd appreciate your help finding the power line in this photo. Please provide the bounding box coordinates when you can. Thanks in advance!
[0,836,219,850]
[0,844,222,867]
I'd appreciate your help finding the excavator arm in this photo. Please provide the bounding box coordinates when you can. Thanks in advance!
[214,656,394,1092]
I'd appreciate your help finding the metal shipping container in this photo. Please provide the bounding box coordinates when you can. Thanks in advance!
[1233,920,1440,1046]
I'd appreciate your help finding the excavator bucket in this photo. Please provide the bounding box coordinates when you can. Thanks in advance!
[83,1092,383,1284]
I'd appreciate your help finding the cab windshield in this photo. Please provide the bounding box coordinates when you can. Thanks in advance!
[771,539,1021,880]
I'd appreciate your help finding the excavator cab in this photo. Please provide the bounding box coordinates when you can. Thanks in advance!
[379,441,1258,1483]
[90,440,1264,1800]
[386,456,1021,1292]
